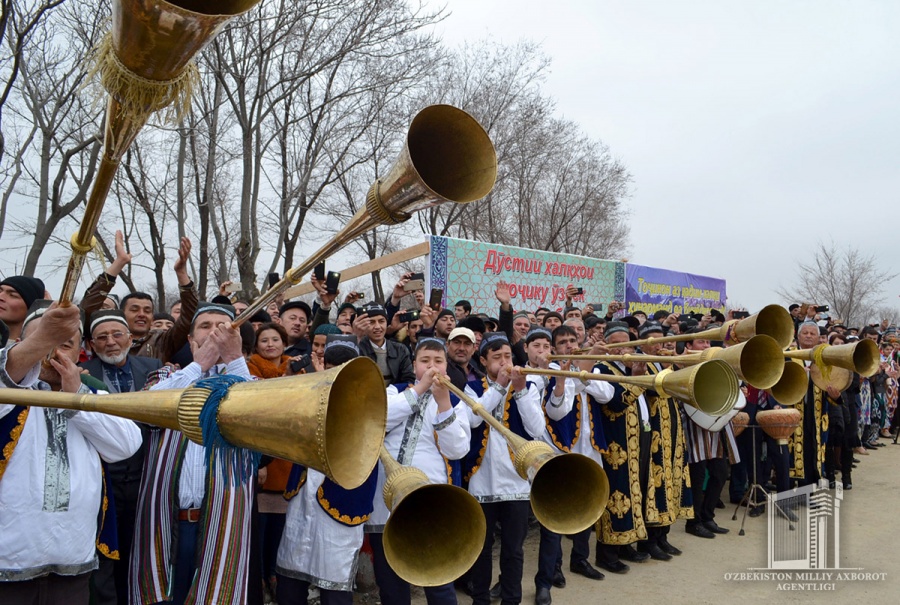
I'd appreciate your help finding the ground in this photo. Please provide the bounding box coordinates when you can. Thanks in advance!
[385,440,898,604]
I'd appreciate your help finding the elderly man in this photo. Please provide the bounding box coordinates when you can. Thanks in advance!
[129,302,256,605]
[0,302,141,604]
[790,321,836,485]
[81,236,198,364]
[80,310,162,604]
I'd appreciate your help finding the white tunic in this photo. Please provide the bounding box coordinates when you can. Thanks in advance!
[0,346,142,581]
[464,381,544,502]
[367,384,471,530]
[567,367,616,466]
[276,469,363,591]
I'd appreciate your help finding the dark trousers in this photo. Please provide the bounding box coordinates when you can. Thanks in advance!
[0,572,90,605]
[569,527,592,565]
[687,457,728,524]
[275,573,352,605]
[824,424,853,485]
[639,525,668,551]
[168,520,200,605]
[534,525,561,590]
[471,500,530,605]
[368,533,456,605]
[260,512,287,581]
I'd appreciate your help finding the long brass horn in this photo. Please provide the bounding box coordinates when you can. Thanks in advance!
[766,360,809,405]
[59,0,261,304]
[233,104,497,327]
[554,335,785,390]
[604,305,795,350]
[1,357,386,489]
[524,359,740,417]
[379,447,485,586]
[437,377,608,535]
[784,340,880,377]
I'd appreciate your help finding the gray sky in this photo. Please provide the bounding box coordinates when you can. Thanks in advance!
[432,0,900,314]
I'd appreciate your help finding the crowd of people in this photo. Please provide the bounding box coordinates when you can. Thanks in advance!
[0,234,897,605]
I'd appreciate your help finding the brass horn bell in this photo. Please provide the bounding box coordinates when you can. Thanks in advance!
[234,104,498,326]
[439,378,610,535]
[2,357,387,489]
[379,447,486,586]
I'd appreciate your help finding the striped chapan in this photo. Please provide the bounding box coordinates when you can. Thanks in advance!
[129,428,257,604]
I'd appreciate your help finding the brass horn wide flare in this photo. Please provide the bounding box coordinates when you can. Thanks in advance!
[767,360,808,405]
[380,450,485,586]
[437,378,609,534]
[698,334,785,390]
[659,359,740,417]
[232,104,497,327]
[526,448,611,536]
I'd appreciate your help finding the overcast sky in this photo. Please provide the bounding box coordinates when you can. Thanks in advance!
[431,0,900,313]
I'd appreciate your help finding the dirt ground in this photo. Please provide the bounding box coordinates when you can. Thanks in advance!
[399,440,899,605]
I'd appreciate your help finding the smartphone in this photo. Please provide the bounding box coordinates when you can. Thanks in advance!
[313,262,326,281]
[591,302,604,311]
[429,288,443,311]
[398,310,420,323]
[325,271,341,295]
[354,292,366,300]
[289,354,312,374]
[732,310,750,319]
[573,287,584,295]
[268,272,279,287]
[404,272,425,292]
[224,283,241,293]
[815,305,830,313]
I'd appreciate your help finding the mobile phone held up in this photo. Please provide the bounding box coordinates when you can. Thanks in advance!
[325,271,341,295]
[429,288,443,311]
[404,272,425,292]
[398,310,420,323]
[313,262,326,281]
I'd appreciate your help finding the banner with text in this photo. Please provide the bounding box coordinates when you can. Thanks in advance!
[624,264,726,317]
[428,236,625,314]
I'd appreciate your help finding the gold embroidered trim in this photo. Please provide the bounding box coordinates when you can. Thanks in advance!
[0,408,29,483]
[316,484,369,526]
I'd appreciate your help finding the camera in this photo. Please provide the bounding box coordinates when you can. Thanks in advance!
[398,310,420,323]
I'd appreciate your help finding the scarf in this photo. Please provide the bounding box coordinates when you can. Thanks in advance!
[247,353,290,379]
[129,375,258,605]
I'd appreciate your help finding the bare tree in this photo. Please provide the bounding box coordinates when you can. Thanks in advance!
[2,4,104,277]
[416,40,632,259]
[779,241,898,327]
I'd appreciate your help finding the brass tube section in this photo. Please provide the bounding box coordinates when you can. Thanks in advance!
[59,0,262,304]
[520,360,740,417]
[436,377,609,535]
[551,335,785,390]
[783,340,880,377]
[378,446,486,587]
[1,357,386,489]
[604,304,794,350]
[233,104,497,327]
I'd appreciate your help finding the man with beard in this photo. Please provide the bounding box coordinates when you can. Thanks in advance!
[0,302,141,604]
[79,310,162,604]
[82,235,197,364]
